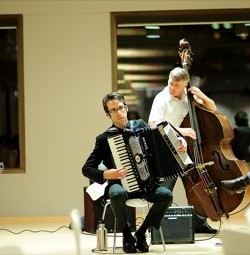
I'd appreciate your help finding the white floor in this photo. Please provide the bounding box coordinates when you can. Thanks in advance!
[0,195,250,255]
[0,222,223,255]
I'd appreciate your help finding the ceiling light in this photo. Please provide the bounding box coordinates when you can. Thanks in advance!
[212,23,220,30]
[145,25,160,29]
[117,48,170,58]
[146,34,161,39]
[124,74,167,81]
[118,63,168,71]
[223,23,232,29]
[145,26,161,39]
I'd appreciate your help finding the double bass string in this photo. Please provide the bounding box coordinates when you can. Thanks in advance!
[180,39,213,190]
[179,38,226,221]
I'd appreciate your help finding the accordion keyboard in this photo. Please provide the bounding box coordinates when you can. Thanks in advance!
[108,134,140,193]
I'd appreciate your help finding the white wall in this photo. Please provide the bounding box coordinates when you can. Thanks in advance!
[0,1,249,217]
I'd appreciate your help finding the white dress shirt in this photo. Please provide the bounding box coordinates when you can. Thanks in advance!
[148,86,189,127]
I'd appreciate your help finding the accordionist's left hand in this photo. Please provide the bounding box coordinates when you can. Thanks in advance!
[177,137,187,153]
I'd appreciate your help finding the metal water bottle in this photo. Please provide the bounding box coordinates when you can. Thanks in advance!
[96,220,108,251]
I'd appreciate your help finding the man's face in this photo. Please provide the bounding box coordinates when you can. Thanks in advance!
[106,99,128,128]
[168,76,188,99]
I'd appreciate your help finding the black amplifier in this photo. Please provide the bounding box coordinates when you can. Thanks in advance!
[151,206,194,244]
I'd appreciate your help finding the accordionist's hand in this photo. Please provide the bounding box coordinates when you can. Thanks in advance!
[103,166,127,180]
[177,137,187,153]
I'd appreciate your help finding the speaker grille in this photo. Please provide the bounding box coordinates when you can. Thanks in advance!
[151,206,194,244]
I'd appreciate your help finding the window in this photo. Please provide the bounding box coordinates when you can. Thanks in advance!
[111,9,250,121]
[0,15,25,173]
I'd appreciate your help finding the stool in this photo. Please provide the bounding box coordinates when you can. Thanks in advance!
[126,199,166,252]
[102,199,166,253]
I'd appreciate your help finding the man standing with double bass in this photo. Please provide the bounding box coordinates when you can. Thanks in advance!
[148,66,218,234]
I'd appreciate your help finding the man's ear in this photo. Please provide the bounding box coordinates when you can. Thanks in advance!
[106,113,111,119]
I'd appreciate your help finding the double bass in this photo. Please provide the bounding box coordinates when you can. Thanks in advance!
[178,38,249,221]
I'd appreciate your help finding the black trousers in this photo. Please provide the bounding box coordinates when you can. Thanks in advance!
[108,183,173,230]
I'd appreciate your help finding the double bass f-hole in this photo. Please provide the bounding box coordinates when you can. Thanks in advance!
[212,151,230,171]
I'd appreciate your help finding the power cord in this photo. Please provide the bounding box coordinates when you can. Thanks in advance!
[0,225,69,234]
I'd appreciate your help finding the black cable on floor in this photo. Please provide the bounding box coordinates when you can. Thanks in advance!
[0,225,69,234]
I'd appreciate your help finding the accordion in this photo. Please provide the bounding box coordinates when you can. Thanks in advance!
[107,121,194,195]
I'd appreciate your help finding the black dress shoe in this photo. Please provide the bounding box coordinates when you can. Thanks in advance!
[135,231,149,252]
[195,224,218,234]
[221,174,250,194]
[123,236,137,253]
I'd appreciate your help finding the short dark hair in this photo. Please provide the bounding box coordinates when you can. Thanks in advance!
[102,92,126,113]
[234,111,249,127]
